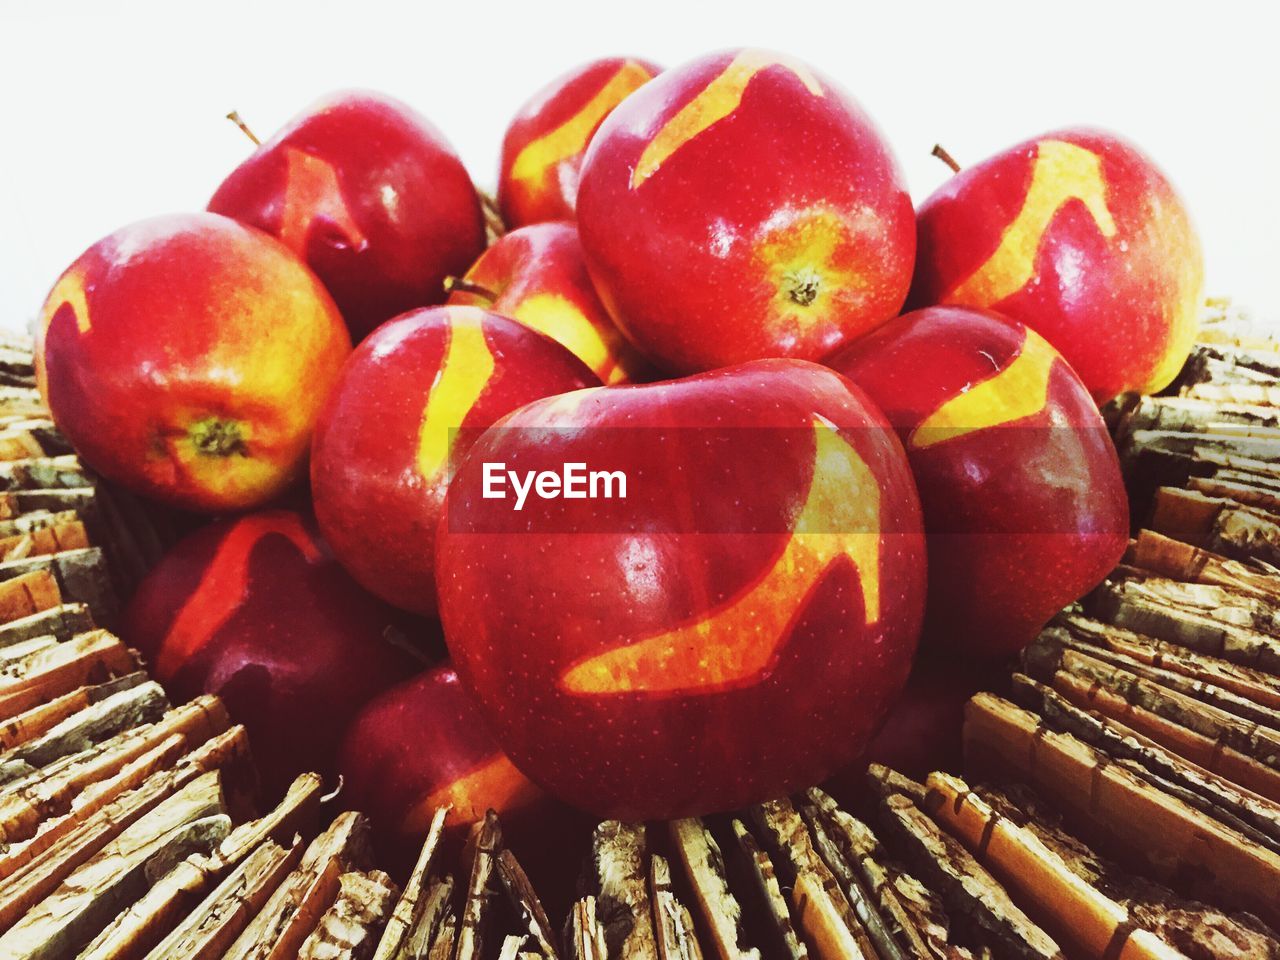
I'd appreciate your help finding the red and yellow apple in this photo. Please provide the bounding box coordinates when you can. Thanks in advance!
[310,305,599,616]
[909,128,1203,401]
[209,90,485,341]
[499,57,660,228]
[338,662,544,845]
[576,48,915,374]
[35,213,350,512]
[445,222,649,384]
[121,510,419,791]
[828,305,1128,659]
[437,359,926,819]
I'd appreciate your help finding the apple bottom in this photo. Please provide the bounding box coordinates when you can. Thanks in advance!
[819,651,1009,821]
[452,556,918,821]
[922,530,1127,659]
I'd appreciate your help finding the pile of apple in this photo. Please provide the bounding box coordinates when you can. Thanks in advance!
[35,49,1202,850]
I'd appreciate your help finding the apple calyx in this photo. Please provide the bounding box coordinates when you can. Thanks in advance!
[782,267,824,307]
[189,416,248,458]
[443,276,499,304]
[931,144,961,173]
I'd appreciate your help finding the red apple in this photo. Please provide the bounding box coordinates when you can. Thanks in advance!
[339,663,544,844]
[35,213,350,512]
[310,306,599,616]
[576,48,914,375]
[436,359,926,819]
[861,654,1007,779]
[209,91,485,341]
[828,306,1128,659]
[499,57,660,228]
[909,128,1203,401]
[339,661,593,910]
[121,509,419,791]
[445,222,650,384]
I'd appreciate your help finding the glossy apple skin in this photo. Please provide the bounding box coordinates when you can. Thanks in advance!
[828,306,1128,659]
[445,222,650,384]
[499,57,660,228]
[437,360,926,819]
[311,306,599,616]
[339,664,544,845]
[909,128,1203,402]
[35,213,350,512]
[576,48,915,375]
[340,662,592,907]
[121,510,419,792]
[209,91,485,341]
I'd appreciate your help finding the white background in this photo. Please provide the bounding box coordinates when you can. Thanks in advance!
[1,0,1276,334]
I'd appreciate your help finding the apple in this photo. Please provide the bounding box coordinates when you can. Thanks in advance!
[827,305,1128,659]
[575,48,914,375]
[121,509,419,791]
[861,653,1007,779]
[209,90,485,341]
[339,662,593,910]
[908,128,1203,401]
[338,663,544,846]
[499,57,660,228]
[445,222,650,384]
[436,359,926,819]
[35,213,349,512]
[310,305,599,616]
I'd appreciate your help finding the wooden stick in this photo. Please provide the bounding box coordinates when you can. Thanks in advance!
[372,805,448,960]
[668,819,760,960]
[1023,641,1280,771]
[221,811,374,960]
[566,897,607,960]
[0,569,61,623]
[455,811,501,960]
[1053,610,1280,709]
[298,869,399,959]
[923,772,1185,960]
[1010,674,1280,848]
[142,837,303,960]
[750,798,872,960]
[497,847,560,960]
[0,602,94,647]
[0,726,244,885]
[803,788,964,960]
[0,671,150,752]
[590,820,657,960]
[78,772,324,960]
[650,854,703,960]
[0,630,138,720]
[963,692,1280,925]
[798,796,905,960]
[0,770,230,958]
[729,821,806,960]
[874,787,1063,960]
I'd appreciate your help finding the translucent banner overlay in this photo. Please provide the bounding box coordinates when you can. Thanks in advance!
[443,425,1131,536]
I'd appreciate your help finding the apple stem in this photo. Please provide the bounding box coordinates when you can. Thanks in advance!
[931,144,961,173]
[443,276,498,304]
[226,111,261,146]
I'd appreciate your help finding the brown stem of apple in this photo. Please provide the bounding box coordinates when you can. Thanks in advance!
[931,144,961,173]
[443,276,498,304]
[226,111,261,146]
